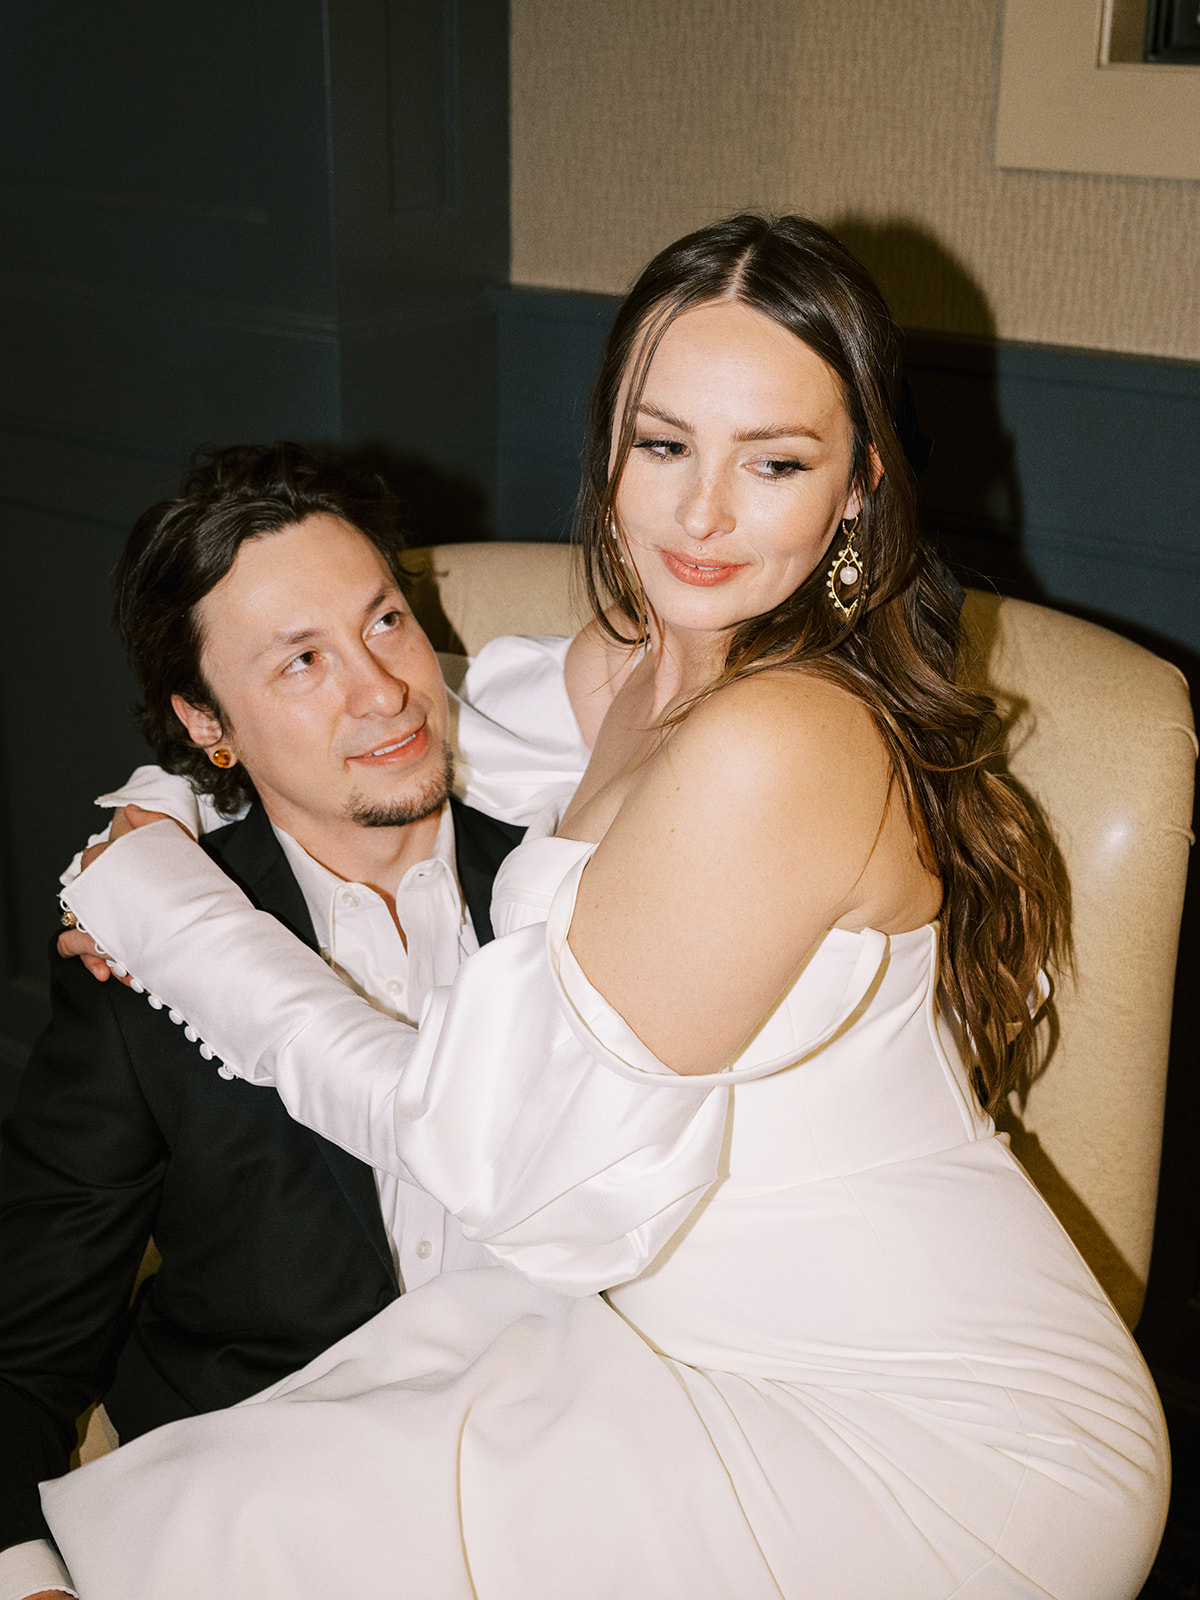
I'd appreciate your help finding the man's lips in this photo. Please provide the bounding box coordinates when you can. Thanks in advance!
[346,721,430,766]
[659,548,747,586]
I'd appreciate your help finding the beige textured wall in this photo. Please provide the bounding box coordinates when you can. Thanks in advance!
[511,0,1200,361]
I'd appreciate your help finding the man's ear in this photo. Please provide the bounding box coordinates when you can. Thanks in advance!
[171,693,226,753]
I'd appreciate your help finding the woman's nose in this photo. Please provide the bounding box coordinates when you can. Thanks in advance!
[676,467,734,542]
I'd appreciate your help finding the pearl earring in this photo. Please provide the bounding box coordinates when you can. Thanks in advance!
[826,516,865,622]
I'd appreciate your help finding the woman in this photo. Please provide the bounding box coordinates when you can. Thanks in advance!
[47,215,1167,1599]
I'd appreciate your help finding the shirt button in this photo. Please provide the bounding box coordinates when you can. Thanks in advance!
[386,980,403,998]
[415,1240,433,1260]
[340,889,361,908]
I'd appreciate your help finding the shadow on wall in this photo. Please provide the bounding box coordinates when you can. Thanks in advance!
[336,442,493,550]
[831,216,1038,603]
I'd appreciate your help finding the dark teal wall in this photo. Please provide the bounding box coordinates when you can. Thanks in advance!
[906,334,1200,671]
[0,0,508,1089]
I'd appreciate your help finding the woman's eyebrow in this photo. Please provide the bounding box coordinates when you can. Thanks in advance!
[635,402,823,444]
[734,421,824,443]
[635,402,692,433]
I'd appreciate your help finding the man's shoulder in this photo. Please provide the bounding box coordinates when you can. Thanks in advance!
[43,802,304,1029]
[198,802,317,949]
[199,801,273,870]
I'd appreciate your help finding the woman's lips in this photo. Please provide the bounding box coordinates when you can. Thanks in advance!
[348,722,430,767]
[659,548,747,586]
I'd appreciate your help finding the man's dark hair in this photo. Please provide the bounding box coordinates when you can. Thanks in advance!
[115,442,409,815]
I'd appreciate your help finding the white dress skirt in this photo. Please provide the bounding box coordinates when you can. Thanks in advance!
[45,819,1170,1600]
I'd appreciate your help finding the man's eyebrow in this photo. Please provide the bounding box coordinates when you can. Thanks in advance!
[252,589,400,661]
[253,625,321,662]
[635,402,823,443]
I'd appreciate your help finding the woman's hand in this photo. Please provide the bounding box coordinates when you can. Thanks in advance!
[58,804,177,979]
[86,800,168,862]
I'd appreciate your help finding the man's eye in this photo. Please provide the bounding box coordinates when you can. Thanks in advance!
[283,651,317,675]
[369,609,404,635]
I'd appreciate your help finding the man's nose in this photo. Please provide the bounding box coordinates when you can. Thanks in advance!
[345,648,409,717]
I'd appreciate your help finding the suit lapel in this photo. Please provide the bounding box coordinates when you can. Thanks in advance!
[204,805,398,1285]
[449,798,525,946]
[207,803,318,949]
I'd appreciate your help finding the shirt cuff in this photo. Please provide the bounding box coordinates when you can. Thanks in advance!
[58,764,224,887]
[0,1538,78,1599]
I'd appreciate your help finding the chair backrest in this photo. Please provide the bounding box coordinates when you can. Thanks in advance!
[959,592,1195,1325]
[409,543,1197,1327]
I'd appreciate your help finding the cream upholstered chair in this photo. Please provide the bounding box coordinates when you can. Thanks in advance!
[74,541,1194,1464]
[407,541,1197,1329]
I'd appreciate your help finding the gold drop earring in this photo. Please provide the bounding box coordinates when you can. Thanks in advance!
[826,515,865,622]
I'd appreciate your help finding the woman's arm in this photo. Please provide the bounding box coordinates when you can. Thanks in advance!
[60,824,727,1296]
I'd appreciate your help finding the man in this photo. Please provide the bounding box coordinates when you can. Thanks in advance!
[0,444,523,1600]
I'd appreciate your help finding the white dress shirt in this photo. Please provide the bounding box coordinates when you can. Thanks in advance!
[272,808,494,1291]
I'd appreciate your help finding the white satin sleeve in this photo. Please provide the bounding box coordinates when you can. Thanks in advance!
[60,824,727,1296]
[58,766,235,886]
[445,635,589,824]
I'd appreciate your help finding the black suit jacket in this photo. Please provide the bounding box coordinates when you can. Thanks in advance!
[0,797,522,1551]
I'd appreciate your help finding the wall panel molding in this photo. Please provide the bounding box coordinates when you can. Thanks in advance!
[995,0,1200,180]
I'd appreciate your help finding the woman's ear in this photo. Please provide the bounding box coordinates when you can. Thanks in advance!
[843,444,884,521]
[171,693,227,754]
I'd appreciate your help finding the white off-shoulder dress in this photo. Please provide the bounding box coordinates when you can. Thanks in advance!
[44,641,1168,1600]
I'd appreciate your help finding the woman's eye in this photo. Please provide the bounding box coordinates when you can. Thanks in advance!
[757,458,805,479]
[282,650,317,676]
[633,436,687,459]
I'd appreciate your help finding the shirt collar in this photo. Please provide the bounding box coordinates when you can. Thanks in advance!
[269,804,462,953]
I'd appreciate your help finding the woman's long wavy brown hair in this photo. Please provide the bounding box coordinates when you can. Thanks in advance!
[575,214,1066,1114]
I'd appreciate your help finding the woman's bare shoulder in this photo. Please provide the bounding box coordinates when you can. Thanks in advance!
[572,669,901,1075]
[662,668,889,816]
